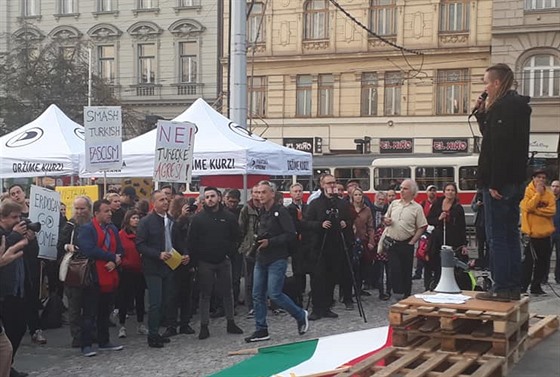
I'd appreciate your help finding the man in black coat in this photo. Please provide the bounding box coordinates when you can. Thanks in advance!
[304,174,354,320]
[286,183,310,298]
[186,187,243,340]
[136,190,188,348]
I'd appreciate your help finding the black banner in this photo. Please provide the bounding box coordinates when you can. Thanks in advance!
[432,138,469,153]
[283,138,314,153]
[379,138,413,154]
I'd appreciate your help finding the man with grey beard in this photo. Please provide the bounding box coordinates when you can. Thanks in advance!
[56,196,93,348]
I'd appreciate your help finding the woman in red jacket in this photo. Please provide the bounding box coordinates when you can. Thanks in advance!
[117,209,147,338]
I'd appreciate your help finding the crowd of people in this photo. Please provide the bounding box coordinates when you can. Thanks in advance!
[0,63,559,377]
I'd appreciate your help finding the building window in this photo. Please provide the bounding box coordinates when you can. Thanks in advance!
[248,76,267,117]
[178,0,198,6]
[525,0,558,10]
[436,69,468,114]
[369,0,396,36]
[59,0,76,14]
[179,42,197,83]
[439,1,469,32]
[522,55,560,97]
[296,75,312,117]
[384,72,402,116]
[22,0,39,17]
[97,0,112,11]
[318,74,333,116]
[98,45,115,84]
[304,0,329,40]
[138,0,153,9]
[138,43,156,84]
[361,73,378,116]
[247,2,265,44]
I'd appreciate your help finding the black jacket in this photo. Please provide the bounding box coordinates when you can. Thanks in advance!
[303,193,354,262]
[476,90,531,191]
[426,197,467,255]
[0,226,26,300]
[136,212,173,276]
[187,205,240,264]
[256,204,296,265]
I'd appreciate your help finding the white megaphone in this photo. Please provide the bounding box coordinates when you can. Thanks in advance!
[434,245,461,294]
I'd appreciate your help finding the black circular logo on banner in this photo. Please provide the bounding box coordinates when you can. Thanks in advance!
[5,127,44,148]
[74,127,85,141]
[228,122,266,142]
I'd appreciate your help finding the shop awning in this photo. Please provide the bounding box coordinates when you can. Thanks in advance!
[529,133,559,158]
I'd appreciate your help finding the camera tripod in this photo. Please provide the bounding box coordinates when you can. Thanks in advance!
[311,225,367,323]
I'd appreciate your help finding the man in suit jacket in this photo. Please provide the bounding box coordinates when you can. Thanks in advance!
[136,190,189,348]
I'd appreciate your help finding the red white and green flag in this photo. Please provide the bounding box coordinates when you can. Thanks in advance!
[211,326,391,377]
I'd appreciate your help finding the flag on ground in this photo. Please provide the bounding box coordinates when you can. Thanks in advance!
[211,326,391,377]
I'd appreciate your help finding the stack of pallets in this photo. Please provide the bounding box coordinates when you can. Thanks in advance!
[335,291,559,377]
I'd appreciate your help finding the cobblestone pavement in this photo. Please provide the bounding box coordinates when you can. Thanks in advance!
[14,278,560,377]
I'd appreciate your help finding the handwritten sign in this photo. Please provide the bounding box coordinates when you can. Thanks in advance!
[84,106,122,172]
[153,121,196,182]
[55,185,99,219]
[29,185,60,260]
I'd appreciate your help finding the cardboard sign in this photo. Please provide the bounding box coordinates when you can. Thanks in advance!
[55,185,99,219]
[29,185,61,260]
[84,106,122,172]
[153,121,196,183]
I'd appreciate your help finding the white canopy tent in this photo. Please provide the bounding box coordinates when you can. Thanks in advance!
[0,104,84,178]
[80,98,312,178]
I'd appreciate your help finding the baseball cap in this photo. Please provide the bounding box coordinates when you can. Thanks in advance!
[426,185,437,191]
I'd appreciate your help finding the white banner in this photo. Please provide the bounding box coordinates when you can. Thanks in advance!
[84,106,122,172]
[29,185,60,260]
[153,121,196,183]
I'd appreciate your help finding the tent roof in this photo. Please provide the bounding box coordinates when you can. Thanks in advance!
[81,99,312,178]
[0,104,84,178]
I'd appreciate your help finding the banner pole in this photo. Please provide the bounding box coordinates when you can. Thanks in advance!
[103,171,107,194]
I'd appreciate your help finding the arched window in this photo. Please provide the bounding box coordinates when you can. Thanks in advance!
[304,0,328,40]
[522,55,560,97]
[369,0,397,36]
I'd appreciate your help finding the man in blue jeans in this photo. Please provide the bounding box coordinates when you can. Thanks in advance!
[474,63,531,302]
[245,181,309,342]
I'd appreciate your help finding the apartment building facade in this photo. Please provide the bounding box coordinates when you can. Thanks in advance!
[1,0,222,120]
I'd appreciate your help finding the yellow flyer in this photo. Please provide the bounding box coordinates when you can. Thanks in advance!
[164,248,182,270]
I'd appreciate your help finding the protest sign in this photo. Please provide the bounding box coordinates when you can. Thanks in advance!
[153,121,196,183]
[29,185,60,260]
[84,106,122,172]
[55,185,99,218]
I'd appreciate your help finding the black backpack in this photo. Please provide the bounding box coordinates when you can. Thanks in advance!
[40,295,64,329]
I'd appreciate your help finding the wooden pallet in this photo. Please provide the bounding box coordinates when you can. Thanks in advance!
[527,314,560,349]
[389,291,529,356]
[334,347,505,377]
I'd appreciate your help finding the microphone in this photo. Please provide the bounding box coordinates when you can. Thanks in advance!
[469,92,488,117]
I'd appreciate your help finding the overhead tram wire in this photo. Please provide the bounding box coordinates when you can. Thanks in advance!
[328,0,426,80]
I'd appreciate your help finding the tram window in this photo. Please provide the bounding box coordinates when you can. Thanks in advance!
[269,175,293,192]
[295,177,313,191]
[188,177,201,193]
[334,167,370,190]
[308,169,331,191]
[459,166,478,190]
[374,167,410,190]
[415,167,454,190]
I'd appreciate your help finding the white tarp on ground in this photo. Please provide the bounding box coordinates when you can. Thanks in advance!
[0,104,85,178]
[80,98,312,178]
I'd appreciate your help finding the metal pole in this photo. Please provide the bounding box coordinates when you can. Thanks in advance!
[229,0,247,129]
[88,47,92,107]
[103,171,107,194]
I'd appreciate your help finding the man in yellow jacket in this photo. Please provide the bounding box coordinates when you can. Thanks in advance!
[520,169,556,295]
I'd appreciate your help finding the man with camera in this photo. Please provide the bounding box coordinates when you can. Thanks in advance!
[245,181,309,343]
[304,174,354,320]
[8,184,46,347]
[0,199,34,377]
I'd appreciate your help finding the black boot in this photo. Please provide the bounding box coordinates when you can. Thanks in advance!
[227,320,243,334]
[199,325,210,340]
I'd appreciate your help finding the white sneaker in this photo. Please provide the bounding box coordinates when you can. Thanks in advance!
[32,329,47,344]
[137,324,148,335]
[118,326,127,338]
